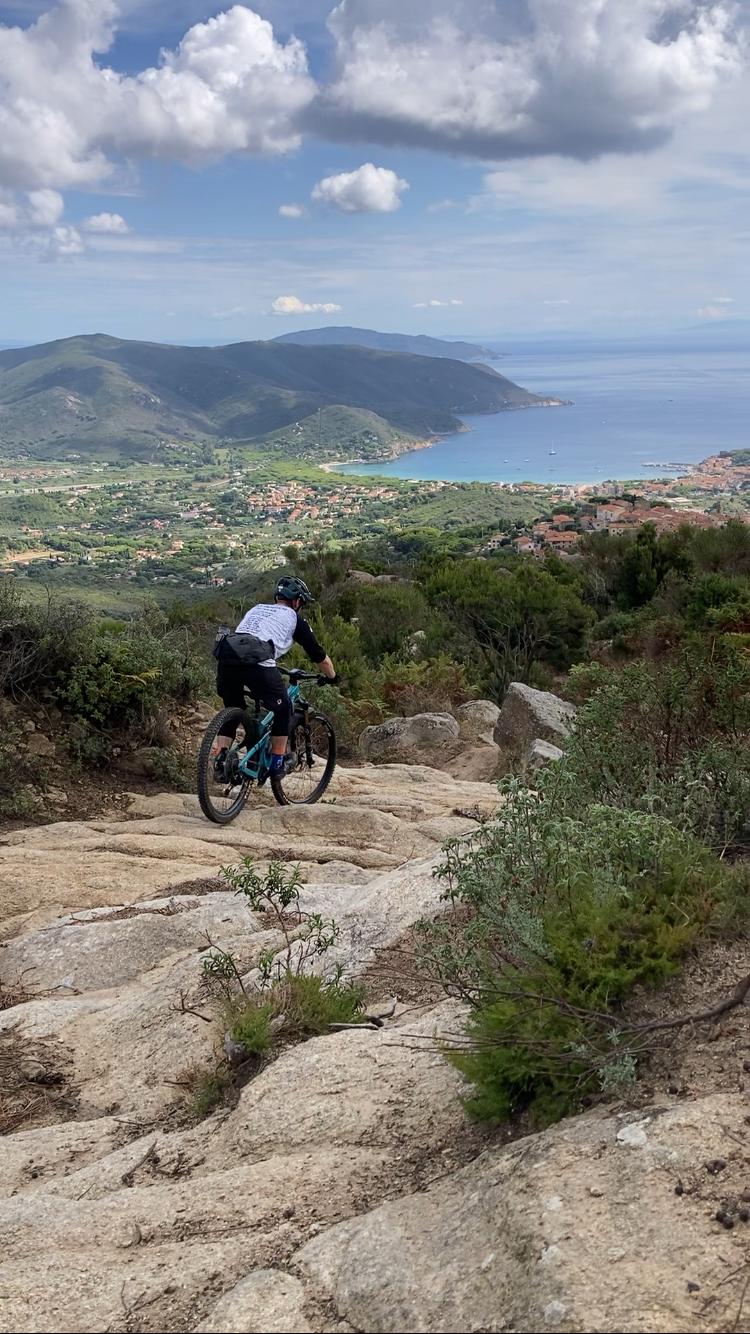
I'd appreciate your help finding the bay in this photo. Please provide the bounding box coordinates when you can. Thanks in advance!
[337,335,750,485]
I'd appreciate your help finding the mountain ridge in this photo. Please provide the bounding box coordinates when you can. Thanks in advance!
[273,325,499,361]
[0,333,555,461]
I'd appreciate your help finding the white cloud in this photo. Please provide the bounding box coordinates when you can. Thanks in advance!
[413,298,464,308]
[271,295,343,315]
[84,211,129,233]
[34,224,86,261]
[0,2,315,195]
[311,163,409,213]
[544,298,571,305]
[427,198,461,213]
[279,203,306,218]
[321,0,742,160]
[696,302,734,319]
[713,295,735,303]
[209,305,246,319]
[0,186,78,259]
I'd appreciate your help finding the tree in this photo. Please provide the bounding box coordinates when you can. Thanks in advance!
[425,557,592,698]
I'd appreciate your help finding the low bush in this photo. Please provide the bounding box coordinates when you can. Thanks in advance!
[0,724,37,821]
[420,777,747,1125]
[0,580,210,767]
[561,644,750,851]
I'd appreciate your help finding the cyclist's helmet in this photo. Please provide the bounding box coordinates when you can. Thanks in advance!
[275,574,315,605]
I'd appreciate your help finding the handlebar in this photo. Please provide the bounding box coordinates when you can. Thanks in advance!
[278,668,339,686]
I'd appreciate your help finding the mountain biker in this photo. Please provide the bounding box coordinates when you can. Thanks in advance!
[214,575,338,777]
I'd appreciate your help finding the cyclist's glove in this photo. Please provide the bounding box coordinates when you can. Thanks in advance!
[318,673,341,687]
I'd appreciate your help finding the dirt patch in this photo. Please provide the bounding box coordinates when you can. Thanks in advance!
[628,934,750,1106]
[0,1031,77,1135]
[161,876,226,897]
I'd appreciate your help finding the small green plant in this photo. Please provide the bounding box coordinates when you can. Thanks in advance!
[179,1062,230,1121]
[221,858,341,982]
[222,996,273,1056]
[148,746,190,790]
[194,859,365,1072]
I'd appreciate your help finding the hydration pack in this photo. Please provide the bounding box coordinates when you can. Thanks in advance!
[213,626,274,666]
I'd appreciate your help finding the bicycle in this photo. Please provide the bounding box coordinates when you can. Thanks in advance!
[197,667,337,824]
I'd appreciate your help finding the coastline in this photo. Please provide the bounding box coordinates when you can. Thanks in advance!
[319,400,569,475]
[318,432,441,474]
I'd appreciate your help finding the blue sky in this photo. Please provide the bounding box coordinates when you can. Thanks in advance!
[0,0,747,345]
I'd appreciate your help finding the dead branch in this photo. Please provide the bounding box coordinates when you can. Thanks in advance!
[175,991,212,1024]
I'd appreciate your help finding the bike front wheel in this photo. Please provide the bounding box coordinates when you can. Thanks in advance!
[270,712,337,806]
[197,707,255,824]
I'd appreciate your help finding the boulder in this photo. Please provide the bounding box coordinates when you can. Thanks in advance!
[194,1271,311,1333]
[455,699,501,746]
[360,713,460,763]
[114,746,162,777]
[527,738,565,771]
[297,1093,750,1334]
[25,732,55,758]
[494,682,576,752]
[346,569,398,585]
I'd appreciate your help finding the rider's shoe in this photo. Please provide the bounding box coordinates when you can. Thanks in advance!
[213,747,228,781]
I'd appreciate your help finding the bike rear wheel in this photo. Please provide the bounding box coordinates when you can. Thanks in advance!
[197,707,255,824]
[270,712,336,806]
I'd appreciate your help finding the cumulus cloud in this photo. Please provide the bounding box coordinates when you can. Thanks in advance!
[0,186,79,259]
[311,163,409,213]
[279,203,306,218]
[84,211,129,233]
[319,0,741,159]
[271,295,343,315]
[413,298,464,308]
[0,1,315,195]
[32,224,86,261]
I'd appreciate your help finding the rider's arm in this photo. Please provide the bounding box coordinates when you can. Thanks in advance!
[292,617,336,677]
[316,654,337,680]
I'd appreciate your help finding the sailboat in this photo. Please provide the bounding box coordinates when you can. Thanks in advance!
[548,445,557,456]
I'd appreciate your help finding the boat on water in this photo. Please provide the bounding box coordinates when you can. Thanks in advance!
[549,448,557,456]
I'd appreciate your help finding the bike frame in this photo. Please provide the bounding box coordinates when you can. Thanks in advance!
[234,680,305,784]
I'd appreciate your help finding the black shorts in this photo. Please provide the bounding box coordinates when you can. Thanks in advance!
[216,662,292,736]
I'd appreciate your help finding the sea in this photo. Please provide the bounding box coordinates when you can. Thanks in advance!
[337,334,750,485]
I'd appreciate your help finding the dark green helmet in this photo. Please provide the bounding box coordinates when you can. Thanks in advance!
[275,574,315,605]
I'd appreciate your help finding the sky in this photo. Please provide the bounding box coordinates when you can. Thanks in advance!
[0,0,747,345]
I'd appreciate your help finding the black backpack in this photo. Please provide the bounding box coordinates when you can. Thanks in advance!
[213,626,274,666]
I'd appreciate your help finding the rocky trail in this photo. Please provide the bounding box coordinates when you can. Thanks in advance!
[1,759,749,1333]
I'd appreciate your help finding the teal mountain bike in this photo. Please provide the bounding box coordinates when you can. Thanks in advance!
[197,668,337,824]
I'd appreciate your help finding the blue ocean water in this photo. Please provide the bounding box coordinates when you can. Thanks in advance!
[338,336,750,485]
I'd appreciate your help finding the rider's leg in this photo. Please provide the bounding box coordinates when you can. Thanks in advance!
[214,663,246,752]
[252,667,292,773]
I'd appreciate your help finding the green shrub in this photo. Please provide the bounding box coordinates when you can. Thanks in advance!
[148,747,191,790]
[222,997,273,1056]
[182,1063,230,1121]
[279,973,365,1038]
[560,645,750,850]
[0,712,37,820]
[421,777,743,1125]
[0,581,210,761]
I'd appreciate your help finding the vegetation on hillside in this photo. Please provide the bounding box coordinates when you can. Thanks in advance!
[0,578,209,788]
[0,334,548,460]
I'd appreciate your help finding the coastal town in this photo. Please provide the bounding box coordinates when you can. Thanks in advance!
[0,447,747,603]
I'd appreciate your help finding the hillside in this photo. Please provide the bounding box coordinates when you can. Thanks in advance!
[0,334,550,461]
[273,325,499,361]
